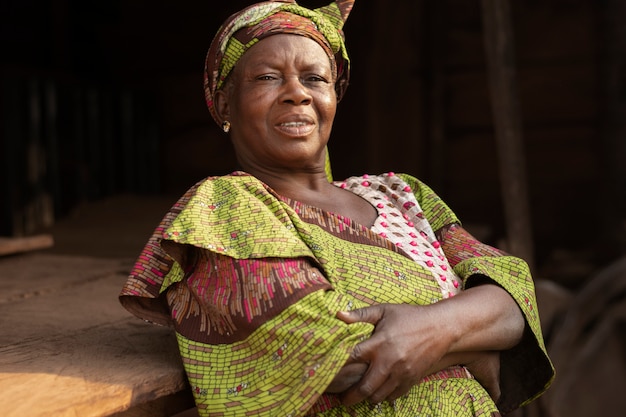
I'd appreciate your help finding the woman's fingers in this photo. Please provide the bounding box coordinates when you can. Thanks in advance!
[340,362,414,405]
[337,303,449,406]
[325,362,368,393]
[340,362,391,406]
[465,351,501,402]
[336,305,384,325]
[385,381,414,403]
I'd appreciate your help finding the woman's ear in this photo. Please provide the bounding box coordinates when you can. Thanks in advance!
[214,88,231,125]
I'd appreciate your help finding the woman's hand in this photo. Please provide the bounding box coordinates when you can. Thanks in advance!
[463,351,501,402]
[335,303,453,406]
[326,338,502,402]
[333,283,523,406]
[325,361,368,393]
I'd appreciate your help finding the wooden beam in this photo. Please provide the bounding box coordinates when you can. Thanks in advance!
[480,0,535,269]
[0,235,54,256]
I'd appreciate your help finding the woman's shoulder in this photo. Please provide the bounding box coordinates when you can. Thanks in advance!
[193,170,255,186]
[182,171,264,196]
[172,171,278,211]
[160,171,314,259]
[160,172,271,230]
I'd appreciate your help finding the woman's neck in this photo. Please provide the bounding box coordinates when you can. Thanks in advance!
[245,167,333,201]
[245,170,379,229]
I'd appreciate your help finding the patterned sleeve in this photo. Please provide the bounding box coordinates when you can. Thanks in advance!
[399,173,554,413]
[162,249,334,344]
[441,225,554,412]
[119,181,204,326]
[397,174,459,232]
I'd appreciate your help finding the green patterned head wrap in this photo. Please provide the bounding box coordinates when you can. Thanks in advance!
[204,0,354,126]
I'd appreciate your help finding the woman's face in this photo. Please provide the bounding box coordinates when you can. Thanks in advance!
[217,34,337,175]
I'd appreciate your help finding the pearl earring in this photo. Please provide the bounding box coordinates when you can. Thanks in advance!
[222,120,231,133]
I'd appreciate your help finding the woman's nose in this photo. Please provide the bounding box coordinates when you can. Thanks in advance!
[280,77,312,105]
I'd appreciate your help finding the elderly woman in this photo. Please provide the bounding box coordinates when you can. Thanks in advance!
[120,1,554,416]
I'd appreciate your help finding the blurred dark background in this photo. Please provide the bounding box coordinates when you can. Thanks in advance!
[2,0,625,288]
[2,1,626,415]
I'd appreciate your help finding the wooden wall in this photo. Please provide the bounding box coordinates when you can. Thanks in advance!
[2,0,624,287]
[328,0,618,284]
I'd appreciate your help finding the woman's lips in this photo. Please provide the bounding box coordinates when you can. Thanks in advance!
[275,121,316,137]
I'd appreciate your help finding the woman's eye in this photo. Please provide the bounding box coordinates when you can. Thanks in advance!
[257,75,276,81]
[306,75,327,83]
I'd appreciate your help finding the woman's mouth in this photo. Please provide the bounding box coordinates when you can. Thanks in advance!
[276,121,316,137]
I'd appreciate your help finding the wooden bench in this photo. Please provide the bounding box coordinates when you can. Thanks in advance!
[0,253,195,417]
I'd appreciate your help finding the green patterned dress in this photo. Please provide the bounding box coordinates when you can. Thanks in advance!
[120,171,554,416]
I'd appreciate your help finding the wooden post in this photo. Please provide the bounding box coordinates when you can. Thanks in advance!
[480,0,535,269]
[599,0,626,255]
[424,0,448,193]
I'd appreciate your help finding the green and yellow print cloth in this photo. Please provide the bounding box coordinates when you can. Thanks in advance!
[120,172,554,416]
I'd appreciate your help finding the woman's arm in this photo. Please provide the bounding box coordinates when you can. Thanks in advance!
[333,282,524,406]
